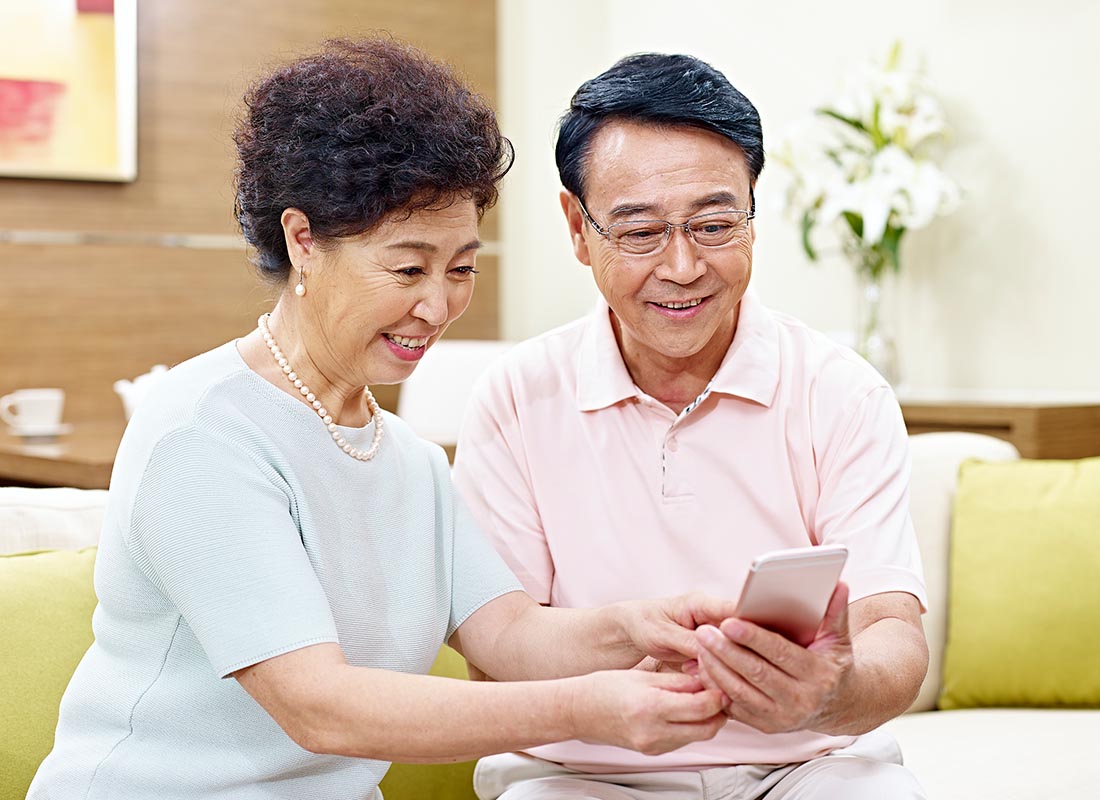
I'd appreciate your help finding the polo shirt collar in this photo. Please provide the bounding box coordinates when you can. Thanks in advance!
[576,300,638,412]
[707,288,780,407]
[575,287,780,412]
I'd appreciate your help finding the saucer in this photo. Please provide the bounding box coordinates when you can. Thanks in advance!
[7,422,73,439]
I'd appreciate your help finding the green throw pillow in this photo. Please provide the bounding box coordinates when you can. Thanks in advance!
[940,457,1100,709]
[0,547,98,799]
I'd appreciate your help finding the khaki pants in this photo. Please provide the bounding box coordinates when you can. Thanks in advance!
[474,729,926,800]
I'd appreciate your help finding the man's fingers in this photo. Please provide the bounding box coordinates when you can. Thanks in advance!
[696,646,770,702]
[817,580,851,639]
[716,618,814,679]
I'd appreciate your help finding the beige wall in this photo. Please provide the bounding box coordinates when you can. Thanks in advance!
[498,0,1100,393]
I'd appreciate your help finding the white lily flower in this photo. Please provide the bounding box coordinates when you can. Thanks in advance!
[770,41,958,269]
[860,146,916,244]
[896,161,955,229]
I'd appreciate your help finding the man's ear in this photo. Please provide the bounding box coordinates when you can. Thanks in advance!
[749,184,757,244]
[281,208,314,266]
[560,190,592,267]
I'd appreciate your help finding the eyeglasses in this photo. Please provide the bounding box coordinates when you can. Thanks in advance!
[577,194,756,257]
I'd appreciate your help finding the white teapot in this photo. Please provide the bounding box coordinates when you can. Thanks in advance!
[113,365,169,420]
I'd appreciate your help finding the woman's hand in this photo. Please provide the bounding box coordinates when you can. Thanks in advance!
[568,670,727,755]
[616,593,742,668]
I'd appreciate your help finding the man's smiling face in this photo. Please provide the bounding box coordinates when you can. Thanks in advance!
[563,120,756,372]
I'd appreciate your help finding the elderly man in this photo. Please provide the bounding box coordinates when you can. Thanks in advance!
[453,53,928,800]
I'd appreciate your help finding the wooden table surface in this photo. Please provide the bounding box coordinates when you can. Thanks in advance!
[0,418,125,489]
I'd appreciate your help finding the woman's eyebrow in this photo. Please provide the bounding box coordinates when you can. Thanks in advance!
[385,239,483,255]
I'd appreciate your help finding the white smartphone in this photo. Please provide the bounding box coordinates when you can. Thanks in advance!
[733,545,849,646]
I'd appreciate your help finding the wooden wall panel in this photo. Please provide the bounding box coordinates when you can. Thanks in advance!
[0,245,498,421]
[0,244,268,421]
[0,0,500,426]
[0,0,499,240]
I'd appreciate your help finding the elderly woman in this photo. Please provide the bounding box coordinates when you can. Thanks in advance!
[28,40,733,800]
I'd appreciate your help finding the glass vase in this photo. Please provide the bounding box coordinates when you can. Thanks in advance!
[855,270,900,386]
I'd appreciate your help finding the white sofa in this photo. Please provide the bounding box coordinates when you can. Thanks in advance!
[4,432,1097,799]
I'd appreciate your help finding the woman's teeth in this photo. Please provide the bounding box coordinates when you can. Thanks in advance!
[384,334,429,349]
[654,299,703,309]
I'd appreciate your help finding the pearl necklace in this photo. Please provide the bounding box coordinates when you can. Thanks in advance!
[257,313,384,461]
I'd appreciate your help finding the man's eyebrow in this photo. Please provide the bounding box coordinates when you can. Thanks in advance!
[606,192,744,221]
[607,203,658,220]
[385,239,483,255]
[688,192,742,212]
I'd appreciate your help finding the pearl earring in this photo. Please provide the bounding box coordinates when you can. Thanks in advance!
[294,270,306,297]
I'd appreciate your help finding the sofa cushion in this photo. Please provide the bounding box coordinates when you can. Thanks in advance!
[0,547,98,799]
[884,708,1100,799]
[0,487,107,554]
[940,457,1100,709]
[905,433,1019,712]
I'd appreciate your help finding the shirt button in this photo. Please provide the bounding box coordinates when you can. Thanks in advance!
[667,437,679,452]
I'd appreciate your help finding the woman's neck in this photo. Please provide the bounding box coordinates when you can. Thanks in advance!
[239,298,372,427]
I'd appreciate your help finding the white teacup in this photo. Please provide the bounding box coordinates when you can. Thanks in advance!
[0,388,65,431]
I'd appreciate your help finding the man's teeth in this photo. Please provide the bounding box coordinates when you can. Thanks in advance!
[385,334,429,349]
[654,299,703,309]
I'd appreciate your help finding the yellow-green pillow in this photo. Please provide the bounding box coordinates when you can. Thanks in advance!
[0,547,98,798]
[940,457,1100,709]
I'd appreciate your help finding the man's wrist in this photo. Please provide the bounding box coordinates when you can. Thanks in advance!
[808,657,861,735]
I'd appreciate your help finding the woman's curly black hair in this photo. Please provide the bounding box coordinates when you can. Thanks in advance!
[234,37,513,280]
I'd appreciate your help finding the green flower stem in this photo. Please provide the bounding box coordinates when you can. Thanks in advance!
[840,214,906,282]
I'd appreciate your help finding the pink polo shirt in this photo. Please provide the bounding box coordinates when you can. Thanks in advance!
[452,288,926,772]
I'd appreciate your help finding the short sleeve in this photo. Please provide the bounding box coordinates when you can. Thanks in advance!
[447,489,524,639]
[453,369,555,603]
[814,387,928,610]
[127,427,339,677]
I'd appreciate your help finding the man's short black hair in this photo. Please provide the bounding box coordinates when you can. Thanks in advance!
[555,53,764,202]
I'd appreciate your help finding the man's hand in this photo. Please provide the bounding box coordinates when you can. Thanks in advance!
[616,592,742,668]
[692,582,856,734]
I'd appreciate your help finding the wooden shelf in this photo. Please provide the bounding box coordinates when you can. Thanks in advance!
[900,399,1100,459]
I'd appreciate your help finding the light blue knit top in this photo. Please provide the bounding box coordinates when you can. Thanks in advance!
[28,341,521,800]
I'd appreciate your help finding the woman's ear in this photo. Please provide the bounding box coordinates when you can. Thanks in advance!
[280,208,314,266]
[560,191,592,267]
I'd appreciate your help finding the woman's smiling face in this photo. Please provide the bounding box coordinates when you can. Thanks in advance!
[293,199,482,388]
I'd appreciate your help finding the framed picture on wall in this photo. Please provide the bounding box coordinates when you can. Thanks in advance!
[0,0,137,182]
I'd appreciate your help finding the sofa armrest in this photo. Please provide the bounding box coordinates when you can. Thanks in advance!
[906,432,1019,712]
[0,487,108,554]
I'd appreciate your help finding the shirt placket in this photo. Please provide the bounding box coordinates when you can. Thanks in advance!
[657,380,714,499]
